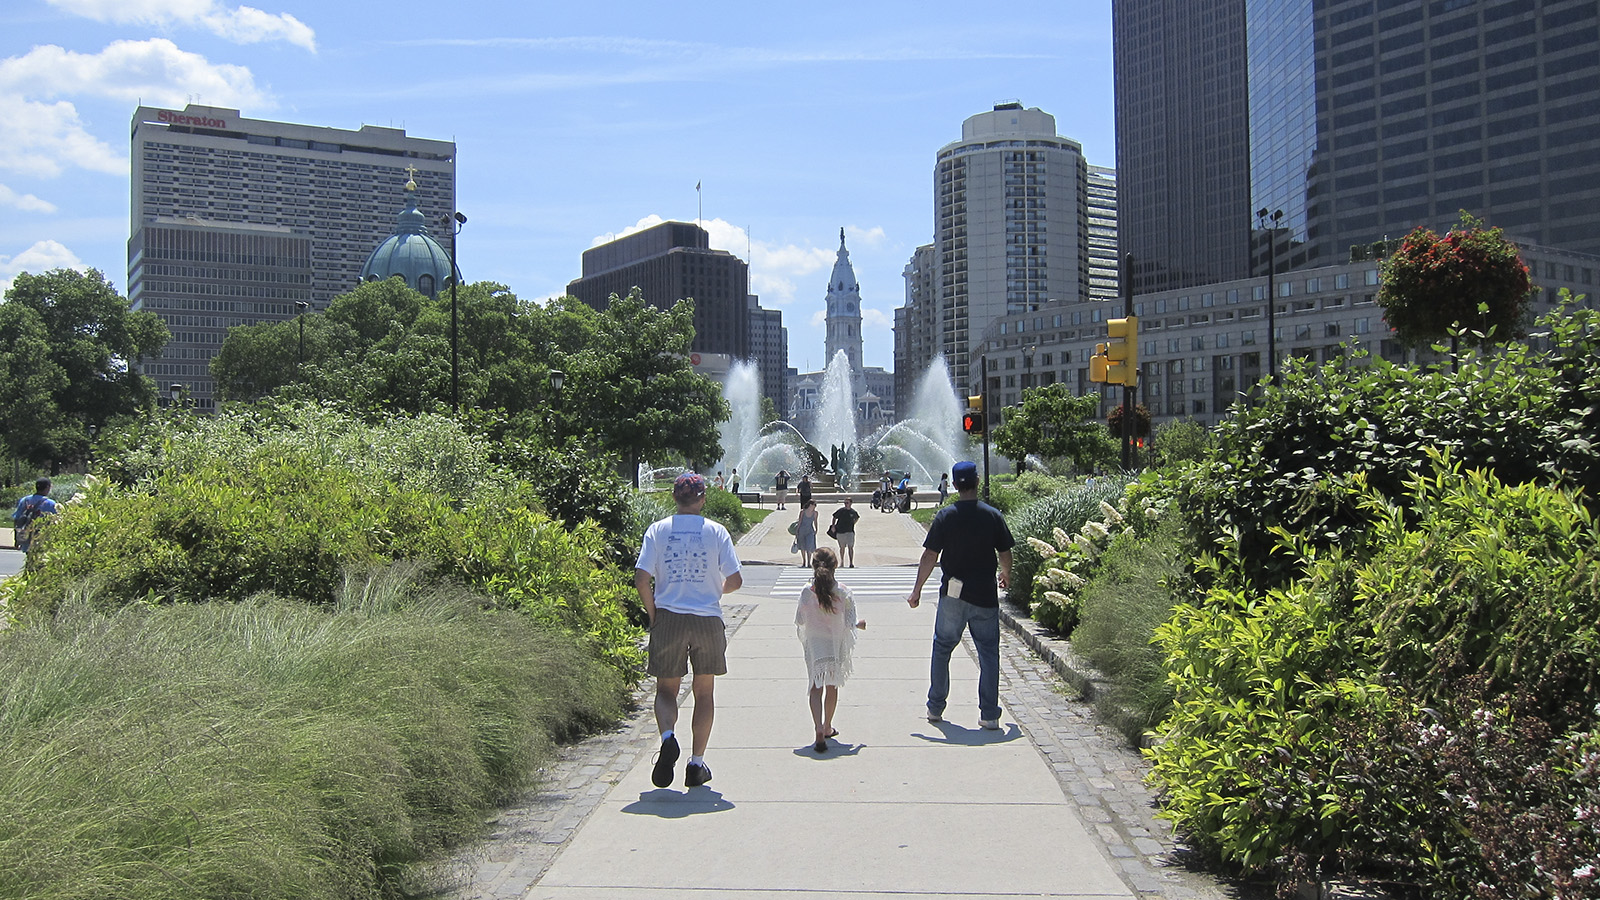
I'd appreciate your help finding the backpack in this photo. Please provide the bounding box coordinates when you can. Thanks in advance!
[13,496,46,550]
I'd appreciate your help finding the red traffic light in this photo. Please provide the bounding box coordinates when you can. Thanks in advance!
[962,412,985,435]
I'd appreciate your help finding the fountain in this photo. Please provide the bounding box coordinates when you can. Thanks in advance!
[712,353,965,496]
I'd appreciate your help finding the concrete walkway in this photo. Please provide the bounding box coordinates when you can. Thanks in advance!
[530,502,1132,899]
[451,499,1227,900]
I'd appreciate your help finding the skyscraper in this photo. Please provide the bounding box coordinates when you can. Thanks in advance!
[1114,0,1600,293]
[128,104,456,408]
[566,221,751,360]
[930,102,1090,388]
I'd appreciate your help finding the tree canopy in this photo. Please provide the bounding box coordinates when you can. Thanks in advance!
[1377,212,1534,350]
[213,280,725,473]
[991,384,1116,473]
[0,269,168,471]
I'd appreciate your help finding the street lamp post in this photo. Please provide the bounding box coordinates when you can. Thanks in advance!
[449,212,468,413]
[169,383,184,411]
[295,300,309,366]
[548,369,565,443]
[1257,208,1283,383]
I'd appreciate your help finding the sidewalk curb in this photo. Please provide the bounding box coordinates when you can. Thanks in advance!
[997,597,1111,703]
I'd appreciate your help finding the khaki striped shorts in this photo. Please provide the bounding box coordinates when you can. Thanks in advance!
[647,608,728,678]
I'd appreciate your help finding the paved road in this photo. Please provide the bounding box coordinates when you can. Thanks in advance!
[447,498,1229,900]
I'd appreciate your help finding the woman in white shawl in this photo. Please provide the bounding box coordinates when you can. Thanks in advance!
[796,547,866,752]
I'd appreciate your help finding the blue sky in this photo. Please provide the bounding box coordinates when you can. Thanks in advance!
[0,0,1114,372]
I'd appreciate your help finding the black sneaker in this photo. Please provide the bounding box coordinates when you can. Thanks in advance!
[651,735,679,788]
[684,761,712,787]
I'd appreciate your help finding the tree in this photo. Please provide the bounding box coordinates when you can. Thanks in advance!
[1377,212,1534,355]
[0,269,168,471]
[215,282,727,480]
[541,291,727,481]
[1150,418,1212,468]
[991,384,1116,473]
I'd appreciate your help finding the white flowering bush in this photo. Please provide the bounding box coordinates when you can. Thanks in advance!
[1028,492,1170,633]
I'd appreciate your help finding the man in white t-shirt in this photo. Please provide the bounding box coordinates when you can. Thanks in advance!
[635,472,743,788]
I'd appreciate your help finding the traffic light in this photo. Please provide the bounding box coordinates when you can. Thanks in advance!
[963,394,985,435]
[1090,343,1111,383]
[1105,315,1139,386]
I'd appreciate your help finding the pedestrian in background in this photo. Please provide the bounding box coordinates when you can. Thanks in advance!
[794,499,819,567]
[830,497,860,568]
[11,477,58,557]
[775,469,790,509]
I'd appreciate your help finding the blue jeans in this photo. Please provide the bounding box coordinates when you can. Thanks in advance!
[928,594,1001,721]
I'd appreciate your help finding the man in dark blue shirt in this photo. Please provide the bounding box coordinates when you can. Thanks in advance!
[906,460,1014,729]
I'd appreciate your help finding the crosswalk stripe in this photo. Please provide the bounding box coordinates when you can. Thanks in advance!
[770,566,918,598]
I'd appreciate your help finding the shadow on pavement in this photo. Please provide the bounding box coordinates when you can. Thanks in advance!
[621,788,735,818]
[790,742,865,758]
[910,722,1022,746]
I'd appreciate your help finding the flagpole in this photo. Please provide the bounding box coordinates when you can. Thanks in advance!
[696,181,702,233]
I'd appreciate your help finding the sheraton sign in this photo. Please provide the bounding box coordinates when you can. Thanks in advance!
[155,110,230,129]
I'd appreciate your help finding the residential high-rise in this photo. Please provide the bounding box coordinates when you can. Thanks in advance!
[930,102,1091,389]
[1087,165,1120,303]
[128,104,456,408]
[895,242,939,420]
[567,221,750,360]
[1114,0,1600,293]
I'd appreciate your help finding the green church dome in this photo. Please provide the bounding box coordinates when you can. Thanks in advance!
[359,177,456,296]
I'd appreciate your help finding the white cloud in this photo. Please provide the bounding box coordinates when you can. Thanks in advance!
[0,183,59,214]
[862,308,894,330]
[47,0,316,52]
[0,96,123,176]
[0,240,86,297]
[0,39,270,108]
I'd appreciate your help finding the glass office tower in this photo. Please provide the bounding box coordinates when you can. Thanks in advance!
[1115,0,1600,292]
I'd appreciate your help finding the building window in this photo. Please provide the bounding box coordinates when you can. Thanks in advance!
[1365,269,1380,285]
[1325,322,1342,338]
[1253,285,1267,300]
[1306,277,1321,293]
[1335,273,1350,289]
[1217,333,1230,348]
[1241,330,1257,345]
[1354,317,1371,333]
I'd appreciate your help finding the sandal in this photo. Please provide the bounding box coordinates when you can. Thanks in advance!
[813,737,828,753]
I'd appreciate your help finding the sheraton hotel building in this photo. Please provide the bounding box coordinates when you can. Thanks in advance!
[128,105,456,410]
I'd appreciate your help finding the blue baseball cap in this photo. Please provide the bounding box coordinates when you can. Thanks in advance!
[952,461,979,488]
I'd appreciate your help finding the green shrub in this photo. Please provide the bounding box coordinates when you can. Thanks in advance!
[1148,456,1600,890]
[494,436,637,566]
[1178,303,1600,589]
[11,445,644,674]
[699,486,750,535]
[1071,517,1185,740]
[0,567,626,900]
[103,403,511,507]
[1005,475,1133,624]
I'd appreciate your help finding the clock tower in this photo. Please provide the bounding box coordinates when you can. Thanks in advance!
[824,228,865,390]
